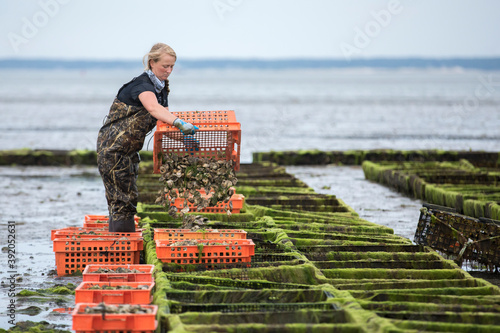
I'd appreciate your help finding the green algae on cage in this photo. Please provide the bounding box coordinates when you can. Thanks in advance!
[348,283,499,295]
[357,291,500,305]
[359,299,500,313]
[290,238,409,247]
[164,273,314,290]
[311,260,455,270]
[179,323,367,333]
[362,160,500,219]
[177,309,348,325]
[321,268,466,280]
[165,288,332,304]
[392,319,500,333]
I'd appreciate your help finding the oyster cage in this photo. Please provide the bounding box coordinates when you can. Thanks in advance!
[153,110,241,173]
[414,203,500,271]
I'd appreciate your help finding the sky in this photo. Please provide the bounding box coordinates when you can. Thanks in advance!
[1,0,500,61]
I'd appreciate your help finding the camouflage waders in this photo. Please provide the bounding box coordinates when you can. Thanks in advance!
[97,98,157,232]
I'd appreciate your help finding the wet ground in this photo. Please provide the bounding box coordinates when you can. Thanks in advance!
[286,165,422,242]
[0,164,494,329]
[0,166,105,329]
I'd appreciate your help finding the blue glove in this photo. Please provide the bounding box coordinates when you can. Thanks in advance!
[183,135,200,152]
[173,118,198,135]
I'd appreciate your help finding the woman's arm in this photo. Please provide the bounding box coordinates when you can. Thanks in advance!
[139,91,197,135]
[138,91,177,125]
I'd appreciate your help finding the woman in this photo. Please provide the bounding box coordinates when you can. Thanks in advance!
[97,43,196,232]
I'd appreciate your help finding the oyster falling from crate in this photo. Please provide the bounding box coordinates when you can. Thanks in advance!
[155,153,239,216]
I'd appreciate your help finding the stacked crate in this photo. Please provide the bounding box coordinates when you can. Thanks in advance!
[51,215,143,276]
[72,263,157,332]
[51,215,158,331]
[153,111,252,268]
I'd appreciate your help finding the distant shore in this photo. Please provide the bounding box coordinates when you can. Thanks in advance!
[1,57,500,70]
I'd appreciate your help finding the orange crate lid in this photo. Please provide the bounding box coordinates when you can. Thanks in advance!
[153,110,241,173]
[51,227,107,240]
[72,303,157,331]
[82,264,154,282]
[154,228,247,240]
[155,239,255,261]
[51,228,141,241]
[157,110,240,131]
[53,237,143,252]
[75,281,154,304]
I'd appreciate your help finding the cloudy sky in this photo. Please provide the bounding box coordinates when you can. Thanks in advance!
[1,0,500,60]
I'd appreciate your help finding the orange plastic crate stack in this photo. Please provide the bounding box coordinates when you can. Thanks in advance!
[51,216,144,277]
[155,239,255,265]
[74,264,157,332]
[153,110,241,173]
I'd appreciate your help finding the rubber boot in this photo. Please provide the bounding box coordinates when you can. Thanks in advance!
[108,214,136,232]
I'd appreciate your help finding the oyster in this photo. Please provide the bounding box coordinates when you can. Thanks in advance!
[156,153,238,219]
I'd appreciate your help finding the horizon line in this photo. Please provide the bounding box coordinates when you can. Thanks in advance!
[1,56,500,61]
[1,57,499,70]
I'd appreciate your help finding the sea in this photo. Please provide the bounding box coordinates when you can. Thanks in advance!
[0,67,499,328]
[0,67,499,161]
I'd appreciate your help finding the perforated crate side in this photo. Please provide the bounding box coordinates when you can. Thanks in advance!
[55,251,141,276]
[72,303,157,331]
[155,239,255,264]
[75,281,154,304]
[153,110,241,173]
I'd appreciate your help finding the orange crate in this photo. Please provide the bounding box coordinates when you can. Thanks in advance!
[153,110,241,173]
[51,227,141,241]
[83,264,154,282]
[155,239,254,264]
[72,303,157,331]
[172,190,244,214]
[53,238,143,276]
[154,228,247,241]
[51,227,107,240]
[75,281,154,304]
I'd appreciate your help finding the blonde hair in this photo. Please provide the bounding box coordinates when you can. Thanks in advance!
[143,43,177,70]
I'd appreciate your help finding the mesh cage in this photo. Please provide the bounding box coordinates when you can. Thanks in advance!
[153,111,241,173]
[414,204,500,270]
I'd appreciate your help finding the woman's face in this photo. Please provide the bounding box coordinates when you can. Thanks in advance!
[150,54,176,81]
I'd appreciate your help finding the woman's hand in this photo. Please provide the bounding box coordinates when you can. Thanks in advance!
[173,118,198,135]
